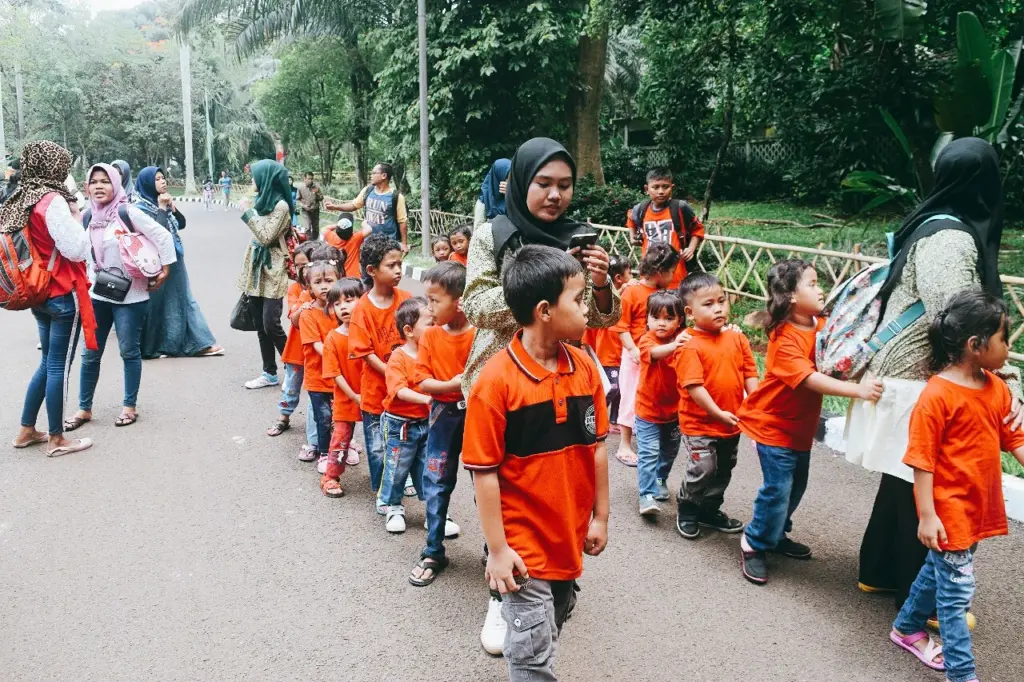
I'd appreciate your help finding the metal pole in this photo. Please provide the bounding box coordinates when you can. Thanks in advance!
[417,0,431,257]
[204,88,215,181]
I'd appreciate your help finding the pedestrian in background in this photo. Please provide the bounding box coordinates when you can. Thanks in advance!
[298,171,323,240]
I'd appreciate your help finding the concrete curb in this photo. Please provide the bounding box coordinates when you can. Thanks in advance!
[402,263,427,282]
[175,195,243,211]
[822,415,1024,522]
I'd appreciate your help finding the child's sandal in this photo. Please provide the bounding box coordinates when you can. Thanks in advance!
[409,556,449,587]
[320,475,344,498]
[266,419,291,437]
[890,630,944,671]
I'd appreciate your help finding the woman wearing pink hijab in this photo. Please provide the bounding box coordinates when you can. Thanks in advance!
[64,163,176,430]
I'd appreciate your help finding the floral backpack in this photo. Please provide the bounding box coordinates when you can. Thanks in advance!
[815,214,959,381]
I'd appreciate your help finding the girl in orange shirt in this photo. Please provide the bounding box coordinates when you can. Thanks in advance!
[299,259,341,470]
[612,241,679,468]
[432,235,452,263]
[891,291,1024,680]
[447,223,472,266]
[737,259,883,585]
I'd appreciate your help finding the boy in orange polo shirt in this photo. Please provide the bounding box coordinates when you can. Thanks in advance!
[378,297,433,534]
[626,167,705,289]
[409,261,475,586]
[464,245,610,680]
[675,272,759,539]
[349,234,412,510]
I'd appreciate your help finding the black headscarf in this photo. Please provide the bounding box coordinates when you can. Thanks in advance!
[881,137,1003,300]
[112,159,133,197]
[491,138,582,253]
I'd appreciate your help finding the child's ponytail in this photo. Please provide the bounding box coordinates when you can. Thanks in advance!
[765,259,812,334]
[927,290,1009,372]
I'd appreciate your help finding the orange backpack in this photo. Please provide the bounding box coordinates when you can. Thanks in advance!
[0,219,58,311]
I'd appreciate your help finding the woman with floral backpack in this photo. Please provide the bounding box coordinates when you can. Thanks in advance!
[64,164,176,431]
[5,141,95,456]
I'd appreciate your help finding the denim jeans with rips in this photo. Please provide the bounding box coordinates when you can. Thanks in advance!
[379,412,427,506]
[893,546,978,682]
[422,401,465,559]
[361,411,386,494]
[744,443,810,553]
[634,416,680,498]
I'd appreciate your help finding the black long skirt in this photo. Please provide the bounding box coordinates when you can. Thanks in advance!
[858,473,928,608]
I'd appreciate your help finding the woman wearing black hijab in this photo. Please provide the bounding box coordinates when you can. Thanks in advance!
[846,137,1021,620]
[460,137,620,655]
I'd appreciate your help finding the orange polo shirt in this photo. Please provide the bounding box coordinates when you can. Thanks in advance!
[282,282,312,366]
[612,282,658,344]
[676,328,759,438]
[635,331,681,423]
[348,289,413,414]
[413,325,476,403]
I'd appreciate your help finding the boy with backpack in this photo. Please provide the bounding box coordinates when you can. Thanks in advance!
[325,163,409,254]
[626,167,705,289]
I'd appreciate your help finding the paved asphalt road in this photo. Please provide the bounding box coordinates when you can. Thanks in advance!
[2,204,1022,682]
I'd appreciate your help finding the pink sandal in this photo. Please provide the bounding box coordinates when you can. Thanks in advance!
[344,448,360,466]
[890,630,944,671]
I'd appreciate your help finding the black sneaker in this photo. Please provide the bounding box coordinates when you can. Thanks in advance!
[741,548,769,584]
[698,510,745,534]
[772,537,812,560]
[675,515,700,540]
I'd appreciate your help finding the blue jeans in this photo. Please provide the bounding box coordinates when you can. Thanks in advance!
[634,417,680,498]
[278,363,303,417]
[79,298,149,410]
[21,294,81,435]
[744,443,810,553]
[307,391,333,456]
[893,547,977,682]
[305,397,318,450]
[361,411,386,494]
[379,412,427,506]
[422,401,465,559]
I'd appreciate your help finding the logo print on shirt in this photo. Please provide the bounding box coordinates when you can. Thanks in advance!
[584,404,597,436]
[643,219,674,244]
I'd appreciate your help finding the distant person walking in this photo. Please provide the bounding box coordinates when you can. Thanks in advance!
[135,166,223,359]
[297,171,323,240]
[219,170,232,210]
[6,141,96,457]
[325,162,408,252]
[236,159,295,390]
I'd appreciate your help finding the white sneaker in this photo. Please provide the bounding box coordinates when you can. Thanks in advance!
[385,506,406,533]
[316,456,328,474]
[422,515,461,538]
[244,373,279,389]
[480,596,506,656]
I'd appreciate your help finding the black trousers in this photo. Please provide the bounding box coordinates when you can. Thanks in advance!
[246,295,286,376]
[858,473,929,608]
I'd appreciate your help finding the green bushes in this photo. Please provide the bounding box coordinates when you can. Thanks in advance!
[567,177,644,225]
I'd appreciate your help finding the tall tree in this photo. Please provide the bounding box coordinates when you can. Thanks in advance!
[180,40,197,193]
[567,0,610,183]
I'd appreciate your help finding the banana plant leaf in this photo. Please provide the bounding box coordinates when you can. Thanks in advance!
[985,49,1017,141]
[875,0,928,41]
[935,61,993,137]
[956,11,993,89]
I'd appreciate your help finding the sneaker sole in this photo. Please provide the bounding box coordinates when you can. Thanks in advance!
[675,521,700,540]
[653,495,670,502]
[699,521,745,534]
[770,549,813,560]
[639,506,661,517]
[740,555,769,585]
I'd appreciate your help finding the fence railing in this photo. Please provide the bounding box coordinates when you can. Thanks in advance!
[406,210,1024,361]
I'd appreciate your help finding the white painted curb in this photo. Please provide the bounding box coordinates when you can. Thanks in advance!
[175,195,243,210]
[402,263,426,281]
[823,416,1024,522]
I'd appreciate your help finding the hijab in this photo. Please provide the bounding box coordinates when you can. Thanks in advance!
[881,137,1004,300]
[492,138,581,253]
[0,141,77,234]
[133,166,162,209]
[479,157,511,219]
[251,159,294,216]
[112,159,133,198]
[86,163,130,265]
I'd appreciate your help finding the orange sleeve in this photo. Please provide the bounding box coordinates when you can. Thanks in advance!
[286,283,302,311]
[637,333,656,365]
[903,391,945,473]
[676,345,705,388]
[322,333,341,379]
[689,215,706,240]
[298,310,320,346]
[385,352,411,399]
[412,332,434,388]
[462,373,507,471]
[611,290,634,335]
[740,335,759,379]
[771,331,816,390]
[625,206,638,230]
[588,358,609,440]
[347,302,373,359]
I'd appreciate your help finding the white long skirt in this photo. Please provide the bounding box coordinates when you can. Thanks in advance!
[844,377,927,484]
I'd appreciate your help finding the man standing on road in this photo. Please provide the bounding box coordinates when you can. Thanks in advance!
[325,162,409,253]
[219,170,232,210]
[297,171,323,240]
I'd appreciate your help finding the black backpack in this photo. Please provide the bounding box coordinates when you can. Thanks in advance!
[630,198,697,245]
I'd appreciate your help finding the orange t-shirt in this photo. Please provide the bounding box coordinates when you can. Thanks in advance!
[582,327,623,369]
[676,328,759,438]
[625,202,706,289]
[383,346,429,420]
[300,306,339,393]
[448,251,468,266]
[282,283,313,366]
[322,328,363,422]
[348,289,413,414]
[612,282,658,344]
[635,331,680,423]
[737,318,825,451]
[413,325,476,403]
[324,228,367,279]
[903,372,1024,551]
[463,331,608,581]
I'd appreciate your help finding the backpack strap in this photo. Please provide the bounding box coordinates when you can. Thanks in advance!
[117,204,135,233]
[631,200,651,232]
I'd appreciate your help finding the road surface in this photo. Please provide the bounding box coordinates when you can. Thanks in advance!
[2,204,1022,681]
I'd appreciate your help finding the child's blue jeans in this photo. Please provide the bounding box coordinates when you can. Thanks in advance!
[634,416,680,498]
[307,391,333,457]
[361,411,386,494]
[893,547,977,682]
[422,401,465,560]
[379,412,427,506]
[744,443,810,553]
[278,363,303,417]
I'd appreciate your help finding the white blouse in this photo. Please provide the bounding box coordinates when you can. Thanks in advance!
[85,205,177,304]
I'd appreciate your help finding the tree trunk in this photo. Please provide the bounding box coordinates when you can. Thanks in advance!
[179,41,197,194]
[346,37,374,188]
[14,62,25,141]
[567,16,609,184]
[701,21,737,225]
[0,70,7,168]
[353,139,367,189]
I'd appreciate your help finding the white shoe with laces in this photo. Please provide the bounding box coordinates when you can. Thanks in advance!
[422,515,461,538]
[480,596,506,656]
[385,506,406,533]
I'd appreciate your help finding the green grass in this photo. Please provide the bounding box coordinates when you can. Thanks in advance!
[1004,452,1024,478]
